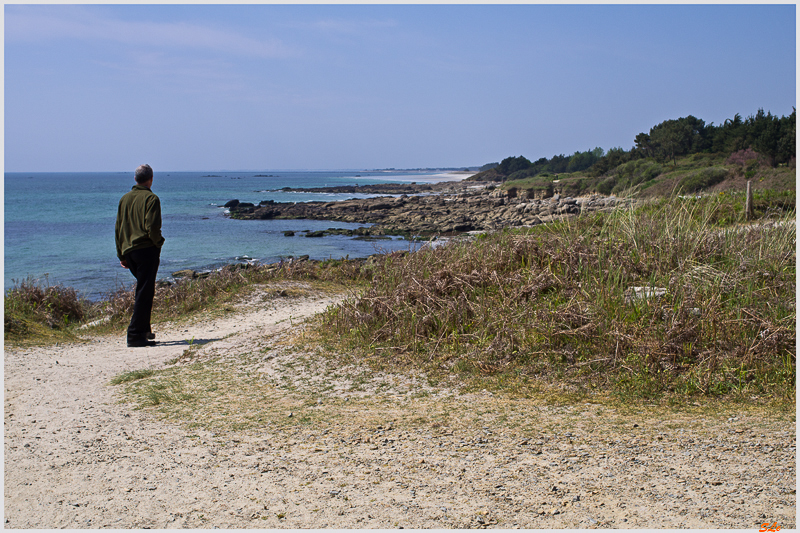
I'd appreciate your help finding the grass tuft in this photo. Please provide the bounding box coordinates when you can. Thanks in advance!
[110,369,157,385]
[4,276,93,345]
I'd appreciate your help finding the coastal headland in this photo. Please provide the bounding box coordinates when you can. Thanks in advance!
[224,180,627,237]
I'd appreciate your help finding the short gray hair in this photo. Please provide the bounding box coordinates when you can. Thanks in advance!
[134,164,153,183]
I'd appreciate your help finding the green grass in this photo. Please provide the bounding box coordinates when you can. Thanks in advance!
[116,368,195,408]
[501,175,555,196]
[110,368,157,385]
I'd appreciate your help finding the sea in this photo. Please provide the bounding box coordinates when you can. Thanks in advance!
[4,170,461,300]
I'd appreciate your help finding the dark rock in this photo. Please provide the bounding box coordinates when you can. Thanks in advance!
[172,269,196,278]
[283,231,295,237]
[222,182,633,238]
[325,228,356,236]
[223,200,239,208]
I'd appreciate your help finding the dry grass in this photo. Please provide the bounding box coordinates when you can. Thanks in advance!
[322,195,795,402]
[6,256,371,346]
[4,276,94,345]
[91,258,371,332]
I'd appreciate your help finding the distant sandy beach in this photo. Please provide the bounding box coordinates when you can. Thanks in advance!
[378,171,478,183]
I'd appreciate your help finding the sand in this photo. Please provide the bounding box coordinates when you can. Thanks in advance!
[4,285,796,529]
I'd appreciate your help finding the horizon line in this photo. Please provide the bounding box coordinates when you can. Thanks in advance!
[4,167,482,174]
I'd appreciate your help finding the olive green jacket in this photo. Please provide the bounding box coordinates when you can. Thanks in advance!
[115,185,165,260]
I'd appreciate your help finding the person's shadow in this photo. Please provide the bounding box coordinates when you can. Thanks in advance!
[155,338,221,347]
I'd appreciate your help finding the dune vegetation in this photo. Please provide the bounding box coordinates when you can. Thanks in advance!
[320,192,795,402]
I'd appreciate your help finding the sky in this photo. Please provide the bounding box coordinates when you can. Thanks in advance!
[3,4,797,172]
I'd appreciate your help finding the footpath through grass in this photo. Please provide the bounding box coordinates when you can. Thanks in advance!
[321,193,796,404]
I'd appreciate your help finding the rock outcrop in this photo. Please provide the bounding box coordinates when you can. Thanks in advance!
[225,182,629,237]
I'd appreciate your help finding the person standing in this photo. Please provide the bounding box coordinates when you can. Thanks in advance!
[115,164,165,347]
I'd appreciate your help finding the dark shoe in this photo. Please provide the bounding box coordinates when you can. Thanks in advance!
[147,332,156,340]
[127,340,157,348]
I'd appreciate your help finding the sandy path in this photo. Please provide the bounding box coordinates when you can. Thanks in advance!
[4,287,796,529]
[4,288,343,528]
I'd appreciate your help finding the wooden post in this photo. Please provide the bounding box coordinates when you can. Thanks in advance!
[745,180,753,220]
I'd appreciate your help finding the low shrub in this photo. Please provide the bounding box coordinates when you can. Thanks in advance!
[726,148,762,167]
[505,168,539,182]
[677,167,729,193]
[597,176,616,195]
[617,159,664,184]
[607,160,665,193]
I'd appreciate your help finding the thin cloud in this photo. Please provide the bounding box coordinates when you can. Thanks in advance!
[296,17,398,35]
[5,6,295,59]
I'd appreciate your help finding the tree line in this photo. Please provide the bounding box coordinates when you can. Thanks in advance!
[487,108,796,180]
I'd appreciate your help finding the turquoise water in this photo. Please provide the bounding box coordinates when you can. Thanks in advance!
[4,170,445,299]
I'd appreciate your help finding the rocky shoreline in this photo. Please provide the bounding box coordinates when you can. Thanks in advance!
[224,181,629,238]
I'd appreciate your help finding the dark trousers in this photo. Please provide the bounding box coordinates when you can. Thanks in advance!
[124,246,161,342]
